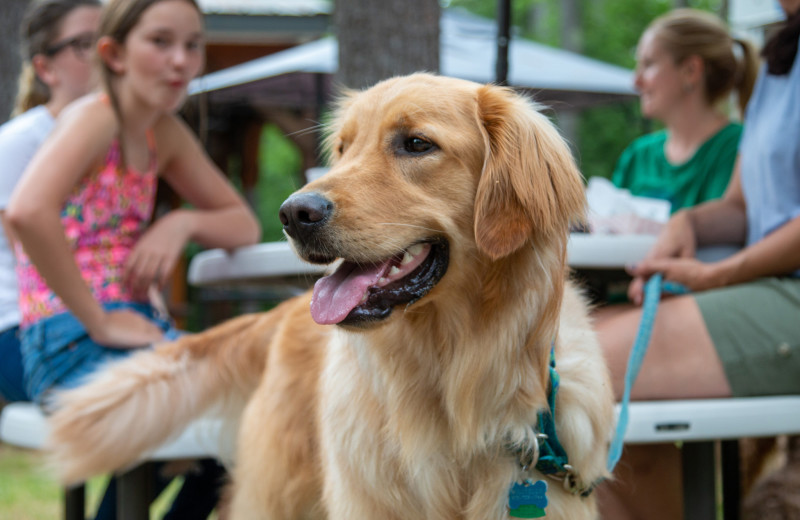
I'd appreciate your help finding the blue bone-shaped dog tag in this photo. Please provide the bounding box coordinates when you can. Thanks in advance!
[508,479,548,518]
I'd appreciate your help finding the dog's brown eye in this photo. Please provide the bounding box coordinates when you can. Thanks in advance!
[404,137,434,154]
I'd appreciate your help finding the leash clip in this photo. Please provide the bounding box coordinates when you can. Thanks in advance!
[518,433,545,472]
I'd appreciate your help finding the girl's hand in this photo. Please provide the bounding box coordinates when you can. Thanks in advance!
[87,309,164,348]
[124,211,191,298]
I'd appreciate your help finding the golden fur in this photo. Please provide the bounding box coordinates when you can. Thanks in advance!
[47,73,614,519]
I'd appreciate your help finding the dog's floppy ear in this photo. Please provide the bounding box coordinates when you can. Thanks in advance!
[473,85,586,260]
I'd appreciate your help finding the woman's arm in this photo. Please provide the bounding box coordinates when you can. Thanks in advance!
[685,159,800,283]
[631,158,800,293]
[684,159,748,247]
[6,96,163,346]
[711,214,800,285]
[627,160,748,303]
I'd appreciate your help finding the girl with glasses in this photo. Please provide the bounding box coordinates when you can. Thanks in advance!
[0,0,101,404]
[44,30,97,60]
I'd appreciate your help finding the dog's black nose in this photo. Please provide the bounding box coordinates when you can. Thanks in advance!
[279,192,334,240]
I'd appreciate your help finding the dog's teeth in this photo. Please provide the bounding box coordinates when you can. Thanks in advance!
[401,244,424,265]
[360,293,368,304]
[389,266,401,277]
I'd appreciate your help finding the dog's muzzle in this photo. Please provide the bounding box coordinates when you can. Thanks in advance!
[279,192,449,328]
[279,192,333,245]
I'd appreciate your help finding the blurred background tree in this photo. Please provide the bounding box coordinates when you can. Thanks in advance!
[335,0,440,88]
[0,0,30,124]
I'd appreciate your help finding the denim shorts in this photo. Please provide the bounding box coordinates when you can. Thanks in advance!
[20,301,182,406]
[0,325,29,402]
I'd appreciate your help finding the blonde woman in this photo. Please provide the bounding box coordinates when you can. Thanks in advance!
[612,9,759,212]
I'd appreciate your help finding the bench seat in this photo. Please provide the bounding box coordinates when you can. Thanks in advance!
[5,396,800,519]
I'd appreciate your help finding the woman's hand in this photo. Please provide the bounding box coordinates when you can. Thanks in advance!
[124,210,191,299]
[86,309,164,348]
[627,257,728,297]
[628,210,698,304]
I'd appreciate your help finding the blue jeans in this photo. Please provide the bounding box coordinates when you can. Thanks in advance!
[0,325,30,401]
[20,301,180,406]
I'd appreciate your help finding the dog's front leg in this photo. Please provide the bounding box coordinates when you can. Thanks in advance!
[229,327,326,520]
[317,348,394,519]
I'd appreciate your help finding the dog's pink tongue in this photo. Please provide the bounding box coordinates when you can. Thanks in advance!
[311,260,389,324]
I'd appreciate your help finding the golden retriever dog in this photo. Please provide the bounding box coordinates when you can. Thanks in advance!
[47,73,614,519]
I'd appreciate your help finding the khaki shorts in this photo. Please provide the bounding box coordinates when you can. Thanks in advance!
[696,277,800,397]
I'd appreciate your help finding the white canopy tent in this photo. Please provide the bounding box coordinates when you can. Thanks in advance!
[189,9,636,111]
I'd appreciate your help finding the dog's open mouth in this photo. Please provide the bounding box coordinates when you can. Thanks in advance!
[310,240,449,326]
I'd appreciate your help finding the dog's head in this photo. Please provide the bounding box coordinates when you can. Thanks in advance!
[280,73,585,328]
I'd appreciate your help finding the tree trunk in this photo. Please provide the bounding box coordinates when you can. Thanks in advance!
[0,0,29,124]
[334,0,440,90]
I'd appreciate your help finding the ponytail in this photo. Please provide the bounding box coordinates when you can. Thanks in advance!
[733,38,759,117]
[12,63,50,117]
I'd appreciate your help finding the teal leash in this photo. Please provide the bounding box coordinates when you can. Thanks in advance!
[606,273,689,471]
[509,273,688,516]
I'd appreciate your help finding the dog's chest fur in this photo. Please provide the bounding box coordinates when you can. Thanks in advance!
[317,316,549,518]
[315,280,610,520]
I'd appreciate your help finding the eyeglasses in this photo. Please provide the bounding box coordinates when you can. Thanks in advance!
[45,32,96,60]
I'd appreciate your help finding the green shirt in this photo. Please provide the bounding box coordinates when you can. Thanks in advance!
[611,122,742,213]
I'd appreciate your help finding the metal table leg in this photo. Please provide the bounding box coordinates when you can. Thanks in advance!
[117,462,153,520]
[682,441,717,520]
[721,439,741,520]
[64,483,85,520]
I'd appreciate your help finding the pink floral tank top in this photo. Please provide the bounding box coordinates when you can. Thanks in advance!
[16,131,158,326]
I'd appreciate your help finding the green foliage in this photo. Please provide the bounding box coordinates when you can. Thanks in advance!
[449,0,725,64]
[581,0,672,67]
[256,123,304,242]
[581,0,723,68]
[576,102,648,180]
